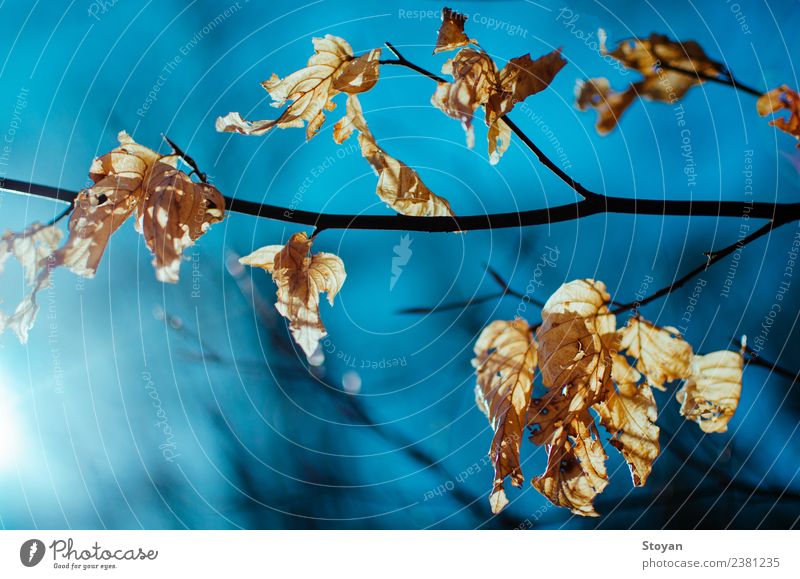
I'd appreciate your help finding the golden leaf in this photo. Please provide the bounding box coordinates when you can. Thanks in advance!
[529,395,608,517]
[240,232,346,357]
[578,32,724,133]
[536,279,616,406]
[593,355,660,486]
[677,350,743,433]
[575,78,638,135]
[472,319,537,513]
[333,95,455,217]
[433,7,475,54]
[433,46,565,164]
[53,131,161,278]
[619,316,693,390]
[138,161,225,283]
[0,222,63,343]
[216,35,381,140]
[757,85,800,147]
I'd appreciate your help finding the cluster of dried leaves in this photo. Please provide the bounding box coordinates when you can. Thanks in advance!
[4,6,790,520]
[473,279,744,516]
[216,8,569,355]
[0,131,224,342]
[574,30,800,146]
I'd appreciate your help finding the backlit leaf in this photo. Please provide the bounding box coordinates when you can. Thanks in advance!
[472,319,537,513]
[619,316,693,390]
[138,161,225,283]
[216,35,381,140]
[0,222,63,343]
[240,232,346,357]
[593,355,660,486]
[334,95,455,217]
[677,350,743,433]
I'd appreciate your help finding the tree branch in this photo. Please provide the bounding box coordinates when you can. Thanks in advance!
[3,176,798,232]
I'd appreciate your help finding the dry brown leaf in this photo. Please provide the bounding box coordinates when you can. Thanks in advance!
[529,394,608,517]
[677,350,743,433]
[433,7,475,54]
[0,222,63,343]
[138,161,225,283]
[485,50,567,126]
[528,279,618,516]
[578,32,724,134]
[216,35,380,140]
[619,316,693,390]
[757,85,800,147]
[333,95,455,217]
[53,131,161,278]
[472,319,537,513]
[594,354,660,486]
[575,78,638,135]
[432,48,498,149]
[433,46,565,164]
[240,232,346,357]
[536,279,616,406]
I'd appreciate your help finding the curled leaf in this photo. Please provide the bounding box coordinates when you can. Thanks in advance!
[216,35,381,140]
[240,232,346,357]
[536,279,616,405]
[0,222,63,343]
[529,395,608,517]
[757,85,800,147]
[619,316,693,390]
[138,162,225,283]
[53,131,161,278]
[433,45,565,163]
[594,355,660,486]
[677,350,743,433]
[334,95,455,217]
[472,319,537,513]
[433,7,475,54]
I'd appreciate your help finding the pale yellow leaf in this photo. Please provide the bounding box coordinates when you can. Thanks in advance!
[677,350,743,433]
[0,222,63,343]
[619,316,693,390]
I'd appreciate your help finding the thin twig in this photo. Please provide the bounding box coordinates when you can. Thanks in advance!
[611,219,786,315]
[658,63,763,97]
[163,134,208,183]
[741,342,800,382]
